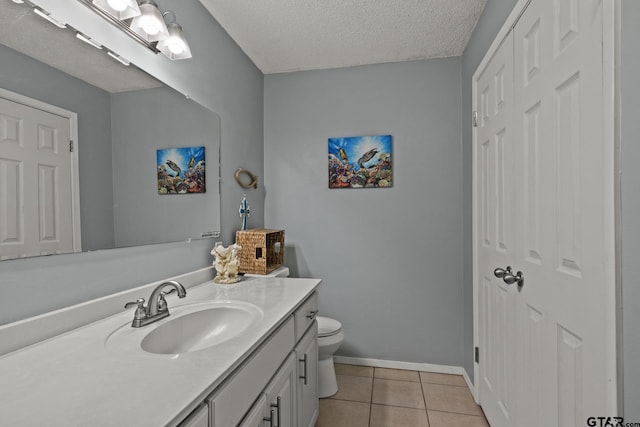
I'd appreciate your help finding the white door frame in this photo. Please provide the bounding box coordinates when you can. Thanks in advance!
[471,0,621,414]
[0,87,82,254]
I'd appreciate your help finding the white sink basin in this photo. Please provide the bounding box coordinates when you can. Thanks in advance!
[106,301,263,356]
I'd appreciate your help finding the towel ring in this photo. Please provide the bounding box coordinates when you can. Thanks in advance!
[234,168,258,189]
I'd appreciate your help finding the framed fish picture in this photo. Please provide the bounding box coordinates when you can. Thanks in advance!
[157,146,206,194]
[328,135,392,189]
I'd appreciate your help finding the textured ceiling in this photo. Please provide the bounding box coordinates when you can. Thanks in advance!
[0,1,162,93]
[198,0,487,74]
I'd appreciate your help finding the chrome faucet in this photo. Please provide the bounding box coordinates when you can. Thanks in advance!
[124,280,187,327]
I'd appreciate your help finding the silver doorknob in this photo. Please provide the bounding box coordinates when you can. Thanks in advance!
[503,271,524,288]
[493,266,512,278]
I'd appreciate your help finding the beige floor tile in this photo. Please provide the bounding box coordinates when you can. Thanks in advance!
[370,404,430,427]
[422,383,483,416]
[316,399,370,427]
[330,374,373,402]
[419,372,467,387]
[372,378,426,409]
[427,410,489,427]
[375,367,421,382]
[335,363,374,377]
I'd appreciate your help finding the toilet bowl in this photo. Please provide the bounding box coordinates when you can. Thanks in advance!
[316,316,344,398]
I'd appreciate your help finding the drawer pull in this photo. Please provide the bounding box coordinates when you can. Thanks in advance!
[270,396,281,427]
[299,353,308,385]
[264,408,275,426]
[306,310,318,320]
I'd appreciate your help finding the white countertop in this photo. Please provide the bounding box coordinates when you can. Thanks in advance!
[0,275,320,426]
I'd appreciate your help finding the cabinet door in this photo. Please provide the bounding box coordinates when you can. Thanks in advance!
[178,404,209,427]
[209,318,295,427]
[238,395,267,427]
[264,353,297,427]
[295,322,318,427]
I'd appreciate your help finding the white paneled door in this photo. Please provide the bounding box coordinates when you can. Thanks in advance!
[474,0,616,425]
[475,33,516,427]
[0,93,79,260]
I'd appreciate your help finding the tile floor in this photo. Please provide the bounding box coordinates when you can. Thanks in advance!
[315,364,490,427]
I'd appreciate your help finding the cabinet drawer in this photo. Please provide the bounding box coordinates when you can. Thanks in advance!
[294,292,318,341]
[210,316,295,426]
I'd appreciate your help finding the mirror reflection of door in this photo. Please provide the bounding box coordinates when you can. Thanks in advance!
[0,90,80,260]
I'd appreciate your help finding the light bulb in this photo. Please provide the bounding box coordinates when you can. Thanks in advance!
[140,16,160,35]
[106,0,127,12]
[157,22,191,59]
[167,37,185,54]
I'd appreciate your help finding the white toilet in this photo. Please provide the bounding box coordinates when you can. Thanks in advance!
[316,316,344,398]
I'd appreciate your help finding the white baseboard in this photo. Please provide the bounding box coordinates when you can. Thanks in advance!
[333,355,477,397]
[461,369,478,402]
[332,356,464,376]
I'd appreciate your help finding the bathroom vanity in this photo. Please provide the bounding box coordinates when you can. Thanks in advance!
[0,269,320,427]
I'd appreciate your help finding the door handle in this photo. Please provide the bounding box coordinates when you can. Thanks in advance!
[299,353,308,385]
[493,266,512,279]
[503,271,524,288]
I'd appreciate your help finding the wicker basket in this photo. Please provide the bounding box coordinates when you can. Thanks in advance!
[235,229,285,274]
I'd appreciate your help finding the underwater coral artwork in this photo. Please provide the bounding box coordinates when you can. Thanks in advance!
[328,135,393,189]
[157,146,206,194]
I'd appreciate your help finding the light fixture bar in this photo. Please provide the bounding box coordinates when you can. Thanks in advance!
[76,33,103,49]
[33,8,67,28]
[76,0,160,53]
[107,51,130,66]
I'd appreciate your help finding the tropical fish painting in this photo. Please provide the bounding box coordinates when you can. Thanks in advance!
[157,146,206,194]
[328,135,392,189]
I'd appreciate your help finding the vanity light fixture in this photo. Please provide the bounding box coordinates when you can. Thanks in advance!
[92,0,141,21]
[33,8,67,29]
[76,33,103,49]
[156,12,192,60]
[129,0,169,42]
[11,0,25,4]
[77,0,192,60]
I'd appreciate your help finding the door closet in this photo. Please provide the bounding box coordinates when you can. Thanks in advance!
[473,0,617,425]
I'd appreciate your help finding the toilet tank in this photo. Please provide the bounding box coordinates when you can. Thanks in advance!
[244,266,290,277]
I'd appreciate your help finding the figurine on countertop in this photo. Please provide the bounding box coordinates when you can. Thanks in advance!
[211,243,242,284]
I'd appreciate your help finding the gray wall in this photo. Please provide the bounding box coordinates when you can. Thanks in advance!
[111,87,220,247]
[621,0,640,419]
[0,0,264,324]
[264,59,464,365]
[460,0,518,382]
[0,44,116,251]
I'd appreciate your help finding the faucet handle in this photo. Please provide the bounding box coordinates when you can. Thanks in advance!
[124,298,147,320]
[125,298,145,309]
[158,287,187,312]
[158,292,171,312]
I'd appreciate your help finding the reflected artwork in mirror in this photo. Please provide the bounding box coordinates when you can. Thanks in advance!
[0,1,221,261]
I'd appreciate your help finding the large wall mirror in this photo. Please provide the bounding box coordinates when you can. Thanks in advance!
[0,1,221,260]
